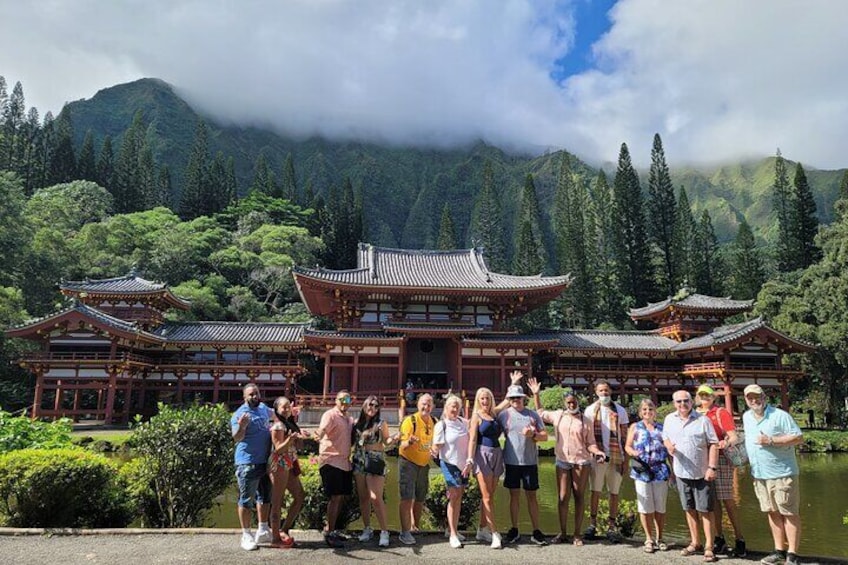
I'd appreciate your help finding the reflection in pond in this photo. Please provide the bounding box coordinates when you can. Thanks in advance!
[201,453,848,558]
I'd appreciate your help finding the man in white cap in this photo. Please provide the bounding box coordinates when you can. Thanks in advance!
[496,372,548,546]
[742,384,803,565]
[696,384,746,556]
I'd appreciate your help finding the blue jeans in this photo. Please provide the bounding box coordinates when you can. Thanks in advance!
[235,463,271,508]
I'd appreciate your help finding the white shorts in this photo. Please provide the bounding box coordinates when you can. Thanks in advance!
[634,479,669,514]
[589,461,624,495]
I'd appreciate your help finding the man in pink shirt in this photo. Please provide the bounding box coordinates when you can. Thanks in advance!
[313,390,354,547]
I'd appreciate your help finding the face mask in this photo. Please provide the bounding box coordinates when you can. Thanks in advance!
[247,398,260,408]
[567,406,580,415]
[598,395,612,406]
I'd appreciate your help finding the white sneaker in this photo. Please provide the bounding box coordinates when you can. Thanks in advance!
[379,530,390,547]
[399,531,416,545]
[241,532,258,551]
[476,526,493,543]
[358,527,374,542]
[254,526,272,544]
[449,534,463,549]
[491,532,502,549]
[444,528,465,541]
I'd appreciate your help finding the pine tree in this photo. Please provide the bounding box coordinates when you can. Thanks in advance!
[692,210,723,295]
[36,111,56,190]
[729,219,765,300]
[837,170,848,220]
[250,153,276,196]
[1,81,25,170]
[791,162,821,269]
[77,130,97,182]
[513,219,543,275]
[138,141,156,210]
[49,107,77,184]
[469,161,506,271]
[155,165,172,208]
[178,119,210,220]
[589,170,626,326]
[224,156,238,207]
[513,174,547,273]
[673,187,697,290]
[20,107,42,194]
[612,143,654,307]
[647,133,678,294]
[113,110,145,212]
[772,149,795,272]
[96,135,115,196]
[281,152,298,202]
[437,203,458,250]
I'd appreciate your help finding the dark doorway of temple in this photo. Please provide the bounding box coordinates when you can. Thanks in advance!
[406,338,449,391]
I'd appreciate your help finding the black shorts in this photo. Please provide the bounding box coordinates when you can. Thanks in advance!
[320,464,353,497]
[504,464,539,491]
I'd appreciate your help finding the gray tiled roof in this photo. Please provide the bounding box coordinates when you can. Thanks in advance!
[10,302,162,340]
[630,293,754,318]
[546,330,679,351]
[304,328,399,340]
[672,317,767,351]
[383,323,483,334]
[294,243,571,290]
[61,273,167,293]
[154,322,307,344]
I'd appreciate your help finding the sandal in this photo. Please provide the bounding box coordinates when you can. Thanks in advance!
[681,544,704,556]
[657,539,669,551]
[644,539,656,553]
[703,549,717,563]
[572,537,584,547]
[550,533,567,544]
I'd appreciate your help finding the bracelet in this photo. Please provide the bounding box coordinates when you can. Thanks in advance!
[466,458,474,465]
[708,466,717,471]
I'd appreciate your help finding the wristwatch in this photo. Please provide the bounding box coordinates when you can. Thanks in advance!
[466,458,474,465]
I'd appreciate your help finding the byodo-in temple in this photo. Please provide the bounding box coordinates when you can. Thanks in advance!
[6,243,814,424]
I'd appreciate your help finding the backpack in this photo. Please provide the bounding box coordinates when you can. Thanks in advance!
[407,413,441,467]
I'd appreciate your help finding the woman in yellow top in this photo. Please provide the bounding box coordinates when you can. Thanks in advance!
[397,393,435,545]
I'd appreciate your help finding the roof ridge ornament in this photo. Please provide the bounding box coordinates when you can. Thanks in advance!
[368,244,377,279]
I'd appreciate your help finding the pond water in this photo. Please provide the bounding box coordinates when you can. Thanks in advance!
[202,453,848,558]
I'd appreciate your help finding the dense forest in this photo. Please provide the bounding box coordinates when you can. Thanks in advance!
[1,75,847,422]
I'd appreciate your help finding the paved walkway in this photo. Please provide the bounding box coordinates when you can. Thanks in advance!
[1,529,841,565]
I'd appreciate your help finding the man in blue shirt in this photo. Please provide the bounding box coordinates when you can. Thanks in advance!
[742,384,803,565]
[231,383,272,551]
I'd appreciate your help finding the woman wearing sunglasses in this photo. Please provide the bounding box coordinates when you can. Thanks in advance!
[528,377,605,546]
[352,395,398,547]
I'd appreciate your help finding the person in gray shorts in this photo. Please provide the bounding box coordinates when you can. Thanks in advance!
[663,390,720,562]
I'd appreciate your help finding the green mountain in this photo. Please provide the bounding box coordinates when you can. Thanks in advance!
[65,78,845,252]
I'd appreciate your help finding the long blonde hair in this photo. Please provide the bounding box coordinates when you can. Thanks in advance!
[473,387,495,416]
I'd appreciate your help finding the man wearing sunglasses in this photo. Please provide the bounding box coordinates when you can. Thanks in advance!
[663,390,720,562]
[313,390,355,547]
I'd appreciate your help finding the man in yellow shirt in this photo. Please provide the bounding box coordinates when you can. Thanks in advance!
[397,393,435,545]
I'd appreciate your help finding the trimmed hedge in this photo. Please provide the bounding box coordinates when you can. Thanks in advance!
[423,472,482,530]
[293,458,361,530]
[0,448,132,527]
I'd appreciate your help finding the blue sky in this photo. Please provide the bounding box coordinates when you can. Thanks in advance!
[2,1,848,169]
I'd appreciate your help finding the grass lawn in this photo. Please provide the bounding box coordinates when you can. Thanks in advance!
[71,429,133,446]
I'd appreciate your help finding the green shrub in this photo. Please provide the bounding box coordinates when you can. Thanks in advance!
[598,497,638,538]
[800,430,848,453]
[293,458,360,530]
[423,472,482,530]
[0,448,132,527]
[655,402,676,421]
[537,386,591,412]
[0,411,73,454]
[125,403,234,527]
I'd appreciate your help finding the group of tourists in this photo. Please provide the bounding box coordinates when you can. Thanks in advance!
[230,375,804,564]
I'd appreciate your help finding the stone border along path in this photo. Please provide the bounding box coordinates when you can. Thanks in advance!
[0,529,841,565]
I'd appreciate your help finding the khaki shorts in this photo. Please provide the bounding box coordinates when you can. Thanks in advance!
[589,460,624,495]
[753,476,800,515]
[399,456,430,502]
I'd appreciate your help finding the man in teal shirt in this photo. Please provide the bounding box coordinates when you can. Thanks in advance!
[742,384,803,565]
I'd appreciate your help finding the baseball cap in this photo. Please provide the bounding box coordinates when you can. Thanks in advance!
[743,384,764,396]
[696,384,715,396]
[505,385,527,399]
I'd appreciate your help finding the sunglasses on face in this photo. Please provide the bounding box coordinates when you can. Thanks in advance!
[674,399,691,404]
[367,402,379,408]
[338,396,351,404]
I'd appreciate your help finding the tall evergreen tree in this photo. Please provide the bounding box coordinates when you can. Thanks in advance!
[791,162,821,269]
[281,152,298,202]
[224,156,238,207]
[178,119,210,220]
[437,204,458,250]
[612,143,654,307]
[49,108,77,185]
[1,81,25,170]
[113,110,145,212]
[96,135,115,195]
[588,170,626,326]
[77,130,97,182]
[36,111,56,190]
[673,186,697,290]
[138,141,156,210]
[469,160,505,271]
[20,107,41,194]
[155,165,172,208]
[513,174,546,273]
[729,219,765,300]
[837,170,848,220]
[772,149,795,272]
[250,153,276,196]
[646,133,678,294]
[692,210,723,295]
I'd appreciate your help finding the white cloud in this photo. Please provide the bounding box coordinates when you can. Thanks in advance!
[1,0,847,168]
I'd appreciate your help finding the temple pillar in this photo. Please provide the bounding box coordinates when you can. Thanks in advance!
[73,388,81,415]
[123,372,134,423]
[351,346,361,394]
[31,369,45,419]
[322,353,332,397]
[53,379,63,415]
[104,368,118,424]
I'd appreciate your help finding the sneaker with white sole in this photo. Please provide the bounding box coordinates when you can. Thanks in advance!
[379,530,390,547]
[399,531,416,545]
[254,527,272,544]
[449,534,463,549]
[505,527,520,544]
[531,529,548,546]
[241,532,258,551]
[359,527,374,542]
[476,526,493,543]
[491,532,502,549]
[444,528,465,541]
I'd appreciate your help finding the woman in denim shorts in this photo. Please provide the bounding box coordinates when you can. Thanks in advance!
[432,394,471,549]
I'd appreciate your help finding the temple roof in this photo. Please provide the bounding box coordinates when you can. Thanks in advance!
[60,272,190,309]
[629,293,754,319]
[545,329,679,351]
[6,301,163,342]
[672,317,814,352]
[293,243,571,291]
[153,322,307,345]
